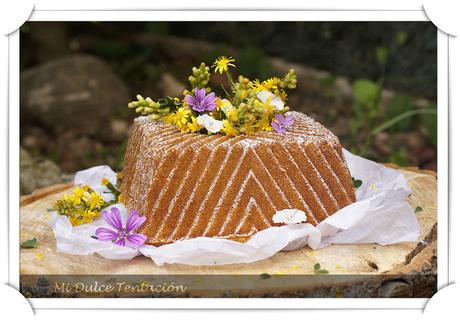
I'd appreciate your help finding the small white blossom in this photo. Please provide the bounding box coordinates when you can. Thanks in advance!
[272,209,307,225]
[196,114,224,134]
[257,90,284,111]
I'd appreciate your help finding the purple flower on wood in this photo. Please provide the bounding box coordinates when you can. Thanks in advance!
[185,87,217,112]
[95,207,147,249]
[271,114,295,134]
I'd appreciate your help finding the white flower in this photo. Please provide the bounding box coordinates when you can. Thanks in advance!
[196,114,224,134]
[272,209,307,225]
[257,90,284,111]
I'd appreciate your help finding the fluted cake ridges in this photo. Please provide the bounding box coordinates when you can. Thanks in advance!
[120,111,356,246]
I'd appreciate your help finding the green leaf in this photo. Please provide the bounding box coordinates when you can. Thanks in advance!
[415,206,423,213]
[352,79,380,106]
[384,94,415,131]
[259,273,271,279]
[352,177,363,189]
[21,238,38,249]
[313,263,329,275]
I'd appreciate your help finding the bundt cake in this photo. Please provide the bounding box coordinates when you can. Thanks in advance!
[120,111,356,246]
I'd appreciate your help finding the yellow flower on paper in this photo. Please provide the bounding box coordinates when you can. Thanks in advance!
[274,271,285,275]
[307,250,318,257]
[290,265,301,271]
[86,192,104,209]
[35,252,45,260]
[82,209,99,224]
[212,56,236,74]
[371,183,377,190]
[335,264,344,271]
[73,187,86,198]
[69,216,80,226]
[70,187,86,205]
[62,193,71,202]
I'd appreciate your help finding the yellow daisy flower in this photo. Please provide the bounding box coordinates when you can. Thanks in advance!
[263,77,281,90]
[212,56,236,74]
[222,120,239,136]
[163,113,176,125]
[70,187,86,205]
[251,79,269,91]
[187,116,203,133]
[260,121,273,132]
[227,108,239,122]
[82,208,99,224]
[86,192,105,209]
[173,107,191,126]
[69,216,80,226]
[35,252,45,260]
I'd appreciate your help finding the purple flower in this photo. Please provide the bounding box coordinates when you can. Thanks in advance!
[185,87,217,112]
[95,207,147,249]
[271,114,295,134]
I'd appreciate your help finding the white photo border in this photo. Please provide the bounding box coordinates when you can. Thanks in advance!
[9,9,448,310]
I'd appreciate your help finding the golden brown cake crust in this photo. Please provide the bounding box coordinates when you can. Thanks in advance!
[121,112,356,246]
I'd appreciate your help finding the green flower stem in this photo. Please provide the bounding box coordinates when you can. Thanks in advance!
[359,108,437,158]
[225,70,236,90]
[370,108,437,135]
[360,108,436,158]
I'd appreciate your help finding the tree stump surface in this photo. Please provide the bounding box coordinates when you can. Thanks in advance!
[19,167,437,298]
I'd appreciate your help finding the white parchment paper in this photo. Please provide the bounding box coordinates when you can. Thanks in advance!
[48,150,420,266]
